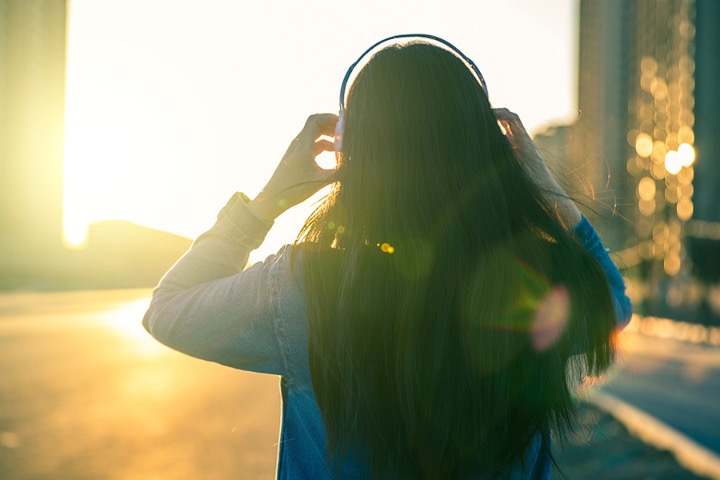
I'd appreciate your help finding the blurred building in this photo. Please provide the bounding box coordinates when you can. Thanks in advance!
[570,0,631,251]
[686,0,720,284]
[0,0,67,265]
[533,123,575,193]
[569,0,719,287]
[624,0,697,283]
[0,0,191,290]
[554,0,720,320]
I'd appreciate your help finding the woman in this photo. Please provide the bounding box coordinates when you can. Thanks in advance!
[144,37,631,479]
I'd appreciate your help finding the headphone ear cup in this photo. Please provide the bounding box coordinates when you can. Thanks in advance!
[334,110,344,153]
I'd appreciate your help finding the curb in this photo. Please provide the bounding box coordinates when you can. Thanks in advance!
[589,391,720,480]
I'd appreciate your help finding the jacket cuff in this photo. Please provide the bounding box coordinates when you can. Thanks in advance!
[570,214,594,242]
[212,192,274,249]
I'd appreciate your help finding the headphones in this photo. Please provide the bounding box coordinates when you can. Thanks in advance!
[334,34,489,152]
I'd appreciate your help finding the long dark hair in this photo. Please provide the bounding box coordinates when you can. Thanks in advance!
[296,42,616,479]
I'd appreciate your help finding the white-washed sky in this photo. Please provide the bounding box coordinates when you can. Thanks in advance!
[64,0,578,261]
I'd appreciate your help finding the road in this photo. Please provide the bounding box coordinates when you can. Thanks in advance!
[1,290,718,479]
[0,290,280,480]
[603,327,720,455]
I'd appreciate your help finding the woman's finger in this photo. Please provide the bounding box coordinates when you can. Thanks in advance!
[493,108,521,126]
[299,113,339,142]
[313,139,335,157]
[493,109,526,137]
[498,119,512,137]
[313,166,338,184]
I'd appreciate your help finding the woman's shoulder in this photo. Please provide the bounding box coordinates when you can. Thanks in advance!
[292,242,343,257]
[254,242,334,275]
[288,243,344,274]
[262,243,344,305]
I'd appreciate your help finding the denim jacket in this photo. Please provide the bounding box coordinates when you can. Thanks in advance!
[143,192,632,479]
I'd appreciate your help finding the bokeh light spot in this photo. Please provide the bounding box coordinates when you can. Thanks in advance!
[665,150,683,175]
[639,198,656,217]
[638,177,656,201]
[678,125,695,144]
[635,133,653,158]
[664,253,681,276]
[380,243,395,254]
[677,143,695,167]
[677,199,694,221]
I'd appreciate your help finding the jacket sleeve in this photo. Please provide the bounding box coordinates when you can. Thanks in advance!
[571,215,633,328]
[142,192,292,375]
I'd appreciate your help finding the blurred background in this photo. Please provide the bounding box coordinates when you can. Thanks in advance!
[1,0,719,479]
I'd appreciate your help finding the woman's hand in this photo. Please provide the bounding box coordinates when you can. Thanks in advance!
[493,108,561,194]
[493,108,582,229]
[249,114,338,222]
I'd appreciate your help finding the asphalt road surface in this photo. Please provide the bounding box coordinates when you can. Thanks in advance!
[604,329,720,455]
[1,290,714,479]
[0,290,281,480]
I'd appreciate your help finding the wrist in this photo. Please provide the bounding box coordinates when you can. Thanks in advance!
[248,194,285,222]
[555,197,582,230]
[539,181,582,230]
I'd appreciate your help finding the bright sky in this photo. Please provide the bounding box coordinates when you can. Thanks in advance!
[64,0,579,261]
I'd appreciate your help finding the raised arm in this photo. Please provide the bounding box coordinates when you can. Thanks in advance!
[143,114,339,372]
[494,108,632,327]
[494,108,582,229]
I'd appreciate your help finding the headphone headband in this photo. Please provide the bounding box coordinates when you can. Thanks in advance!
[338,33,488,110]
[334,34,489,153]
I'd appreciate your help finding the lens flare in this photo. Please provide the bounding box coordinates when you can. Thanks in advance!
[530,286,570,352]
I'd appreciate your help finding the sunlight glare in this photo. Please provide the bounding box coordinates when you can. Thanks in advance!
[62,215,89,249]
[63,0,578,255]
[315,135,338,170]
[105,299,166,358]
[315,150,338,170]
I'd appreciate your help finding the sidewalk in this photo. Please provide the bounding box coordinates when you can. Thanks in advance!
[552,402,710,479]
